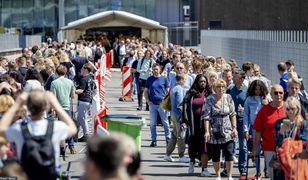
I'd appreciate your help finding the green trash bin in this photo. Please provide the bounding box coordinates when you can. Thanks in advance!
[102,114,144,150]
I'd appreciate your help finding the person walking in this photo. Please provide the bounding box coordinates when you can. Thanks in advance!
[182,74,213,176]
[203,79,238,180]
[164,75,189,163]
[144,64,171,147]
[252,84,286,180]
[51,65,76,154]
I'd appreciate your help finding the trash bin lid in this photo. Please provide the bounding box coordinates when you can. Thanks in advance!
[103,114,143,120]
[103,114,144,126]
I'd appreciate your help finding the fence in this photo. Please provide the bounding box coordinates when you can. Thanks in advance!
[0,34,42,52]
[163,21,199,46]
[201,30,308,86]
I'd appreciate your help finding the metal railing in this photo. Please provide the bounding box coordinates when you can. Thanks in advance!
[201,30,308,43]
[163,21,199,46]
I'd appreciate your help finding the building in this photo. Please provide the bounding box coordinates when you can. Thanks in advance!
[0,0,188,40]
[191,0,308,30]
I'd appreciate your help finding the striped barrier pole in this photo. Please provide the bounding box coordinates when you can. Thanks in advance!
[119,65,133,101]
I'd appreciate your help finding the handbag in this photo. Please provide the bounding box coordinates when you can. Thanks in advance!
[160,92,171,112]
[278,125,308,180]
[269,154,282,170]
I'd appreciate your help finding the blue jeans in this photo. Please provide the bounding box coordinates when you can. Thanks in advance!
[77,101,91,136]
[249,126,262,173]
[64,110,75,148]
[149,104,171,142]
[237,119,248,172]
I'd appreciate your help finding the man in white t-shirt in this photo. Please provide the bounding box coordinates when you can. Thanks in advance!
[0,91,77,179]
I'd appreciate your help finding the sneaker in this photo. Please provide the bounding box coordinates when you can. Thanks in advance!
[215,177,222,180]
[188,162,194,174]
[150,141,157,147]
[137,107,142,111]
[200,168,213,177]
[233,155,238,163]
[179,156,190,163]
[164,155,174,162]
[227,177,234,180]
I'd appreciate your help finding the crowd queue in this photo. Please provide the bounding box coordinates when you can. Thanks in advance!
[0,34,307,180]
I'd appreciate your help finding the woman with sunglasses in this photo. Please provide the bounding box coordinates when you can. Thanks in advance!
[274,97,308,179]
[181,74,212,176]
[203,79,238,180]
[243,80,269,177]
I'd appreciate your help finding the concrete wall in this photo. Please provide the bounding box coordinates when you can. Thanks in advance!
[201,30,308,86]
[0,34,42,51]
[0,34,19,51]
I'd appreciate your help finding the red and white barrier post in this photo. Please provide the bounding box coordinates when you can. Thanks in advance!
[119,65,133,101]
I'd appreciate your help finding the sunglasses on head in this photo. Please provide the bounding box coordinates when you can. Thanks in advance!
[274,91,284,95]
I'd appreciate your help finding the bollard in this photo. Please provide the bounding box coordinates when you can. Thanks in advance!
[119,65,133,101]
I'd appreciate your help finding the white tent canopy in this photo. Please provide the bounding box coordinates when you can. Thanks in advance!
[59,10,168,46]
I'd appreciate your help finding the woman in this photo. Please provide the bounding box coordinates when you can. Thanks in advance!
[182,74,212,176]
[203,79,237,180]
[274,97,308,179]
[243,80,269,177]
[23,67,44,92]
[136,49,156,110]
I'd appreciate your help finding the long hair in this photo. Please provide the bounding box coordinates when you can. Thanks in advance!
[187,74,212,97]
[247,80,268,97]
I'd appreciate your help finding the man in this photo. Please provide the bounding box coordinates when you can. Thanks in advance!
[242,61,254,88]
[51,65,76,153]
[0,91,77,179]
[277,62,288,93]
[222,69,233,89]
[227,69,248,175]
[144,64,171,147]
[44,63,57,91]
[252,84,286,180]
[117,39,126,67]
[75,63,97,141]
[285,60,306,94]
[164,75,190,163]
[286,78,308,118]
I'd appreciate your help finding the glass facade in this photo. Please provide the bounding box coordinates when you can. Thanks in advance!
[0,0,155,39]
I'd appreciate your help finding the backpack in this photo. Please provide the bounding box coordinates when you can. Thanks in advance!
[21,120,57,180]
[139,58,153,70]
[86,75,97,102]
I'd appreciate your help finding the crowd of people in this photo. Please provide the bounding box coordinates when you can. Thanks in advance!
[0,33,307,180]
[120,39,308,180]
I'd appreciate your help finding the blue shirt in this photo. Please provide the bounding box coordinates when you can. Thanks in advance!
[280,72,288,92]
[145,76,170,105]
[170,84,185,120]
[228,84,247,119]
[243,96,263,132]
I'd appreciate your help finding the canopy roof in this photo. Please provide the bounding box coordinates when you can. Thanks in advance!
[61,10,167,31]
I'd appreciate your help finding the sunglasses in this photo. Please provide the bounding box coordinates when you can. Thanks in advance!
[274,91,284,95]
[177,67,184,70]
[286,107,296,111]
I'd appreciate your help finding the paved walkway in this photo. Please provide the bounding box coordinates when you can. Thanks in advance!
[62,69,269,179]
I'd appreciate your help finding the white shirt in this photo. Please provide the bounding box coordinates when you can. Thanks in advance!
[119,44,126,55]
[6,119,69,168]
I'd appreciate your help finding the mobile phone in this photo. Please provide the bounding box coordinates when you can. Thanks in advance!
[282,119,290,129]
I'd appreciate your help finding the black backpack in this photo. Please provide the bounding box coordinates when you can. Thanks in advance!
[21,120,57,180]
[86,75,97,101]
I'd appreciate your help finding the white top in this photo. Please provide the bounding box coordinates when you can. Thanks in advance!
[23,80,44,92]
[6,119,69,168]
